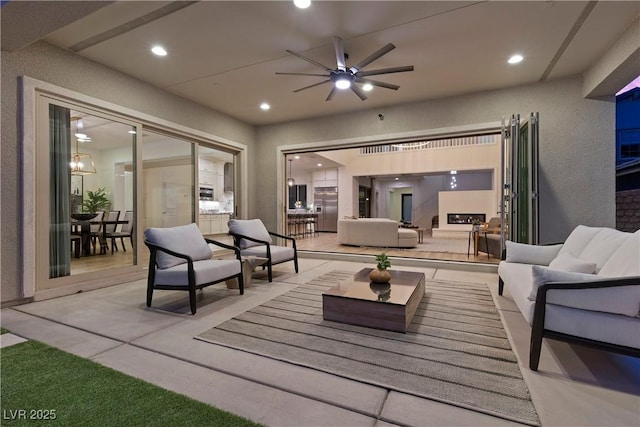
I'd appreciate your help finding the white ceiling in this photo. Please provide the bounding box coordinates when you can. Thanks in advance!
[3,1,638,126]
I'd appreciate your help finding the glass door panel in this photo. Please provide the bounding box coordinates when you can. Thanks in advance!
[47,104,137,279]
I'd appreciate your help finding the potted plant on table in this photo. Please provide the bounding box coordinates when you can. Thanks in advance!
[370,252,392,283]
[71,187,110,221]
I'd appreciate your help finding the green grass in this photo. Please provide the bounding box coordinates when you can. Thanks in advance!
[1,327,9,334]
[1,340,264,426]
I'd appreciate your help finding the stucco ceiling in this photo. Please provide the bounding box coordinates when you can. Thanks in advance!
[3,1,639,125]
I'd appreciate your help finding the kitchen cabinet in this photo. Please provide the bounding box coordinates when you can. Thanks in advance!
[313,168,338,188]
[199,214,229,235]
[199,158,215,186]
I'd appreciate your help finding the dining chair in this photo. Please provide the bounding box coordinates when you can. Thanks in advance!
[89,211,105,254]
[104,210,121,254]
[106,210,133,252]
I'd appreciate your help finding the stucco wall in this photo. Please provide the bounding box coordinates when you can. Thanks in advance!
[1,41,256,303]
[255,75,616,242]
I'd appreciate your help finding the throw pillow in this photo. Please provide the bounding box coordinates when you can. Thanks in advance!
[144,223,212,269]
[548,253,597,274]
[529,266,640,317]
[228,219,273,249]
[505,241,563,266]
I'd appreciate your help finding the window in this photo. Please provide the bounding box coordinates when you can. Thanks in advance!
[288,185,307,209]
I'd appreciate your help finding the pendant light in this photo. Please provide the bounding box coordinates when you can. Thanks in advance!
[70,117,97,175]
[287,158,295,187]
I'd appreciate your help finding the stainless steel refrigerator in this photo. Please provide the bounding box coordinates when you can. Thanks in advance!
[314,186,338,232]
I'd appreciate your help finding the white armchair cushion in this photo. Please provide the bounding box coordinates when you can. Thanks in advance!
[145,223,212,269]
[548,254,597,274]
[242,245,295,263]
[228,219,273,249]
[154,259,241,286]
[530,266,640,317]
[505,241,563,266]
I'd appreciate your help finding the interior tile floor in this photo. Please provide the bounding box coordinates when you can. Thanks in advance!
[2,257,638,426]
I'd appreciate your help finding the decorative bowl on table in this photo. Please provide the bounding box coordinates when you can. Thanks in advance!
[71,213,99,221]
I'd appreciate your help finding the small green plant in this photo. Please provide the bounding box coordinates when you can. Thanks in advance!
[375,253,391,270]
[83,187,110,214]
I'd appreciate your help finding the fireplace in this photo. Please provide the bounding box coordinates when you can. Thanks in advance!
[447,213,486,225]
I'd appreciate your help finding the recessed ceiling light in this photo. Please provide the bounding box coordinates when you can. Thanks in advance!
[75,133,87,139]
[294,155,300,159]
[151,45,167,56]
[317,163,322,167]
[362,83,373,92]
[260,102,271,110]
[395,177,399,181]
[128,130,137,134]
[293,0,311,9]
[450,170,457,175]
[508,54,523,64]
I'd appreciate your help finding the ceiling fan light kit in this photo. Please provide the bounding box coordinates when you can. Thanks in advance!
[277,36,414,101]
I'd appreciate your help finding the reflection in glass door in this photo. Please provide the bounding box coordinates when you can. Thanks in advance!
[141,131,195,230]
[46,105,137,279]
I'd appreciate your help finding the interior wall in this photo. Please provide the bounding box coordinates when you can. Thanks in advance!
[1,41,256,303]
[256,75,616,244]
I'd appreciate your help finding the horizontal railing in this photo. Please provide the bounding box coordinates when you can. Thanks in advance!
[360,134,498,155]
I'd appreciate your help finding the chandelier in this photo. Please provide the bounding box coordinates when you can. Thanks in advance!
[287,158,295,187]
[70,117,97,175]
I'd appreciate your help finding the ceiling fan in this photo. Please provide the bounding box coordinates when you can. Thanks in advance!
[276,36,414,101]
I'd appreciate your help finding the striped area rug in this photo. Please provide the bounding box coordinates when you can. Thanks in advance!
[196,270,539,425]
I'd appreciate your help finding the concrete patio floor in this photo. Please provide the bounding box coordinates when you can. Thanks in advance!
[2,256,639,426]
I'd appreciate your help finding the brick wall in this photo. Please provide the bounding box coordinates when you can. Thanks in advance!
[616,189,640,232]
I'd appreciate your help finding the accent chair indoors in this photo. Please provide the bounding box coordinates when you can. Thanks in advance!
[228,218,298,282]
[477,217,503,258]
[144,223,243,314]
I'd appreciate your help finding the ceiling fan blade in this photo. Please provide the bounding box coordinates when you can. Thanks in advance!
[325,87,337,101]
[356,65,414,77]
[333,36,347,70]
[350,84,368,101]
[286,49,332,72]
[351,43,395,71]
[275,72,330,77]
[293,79,331,93]
[356,77,400,91]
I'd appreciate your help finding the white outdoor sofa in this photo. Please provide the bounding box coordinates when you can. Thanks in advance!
[497,225,640,370]
[337,218,418,248]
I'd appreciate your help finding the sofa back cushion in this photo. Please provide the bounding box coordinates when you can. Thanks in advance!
[598,229,640,277]
[558,225,603,258]
[228,219,273,249]
[548,254,597,274]
[144,223,212,269]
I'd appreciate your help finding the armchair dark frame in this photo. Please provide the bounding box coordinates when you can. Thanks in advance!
[229,230,298,282]
[144,238,244,314]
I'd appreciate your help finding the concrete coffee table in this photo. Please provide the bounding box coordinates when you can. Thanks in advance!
[226,256,268,289]
[322,268,425,333]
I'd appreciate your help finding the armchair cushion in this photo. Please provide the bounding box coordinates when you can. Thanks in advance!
[530,266,640,317]
[505,241,563,266]
[144,223,212,269]
[242,245,295,264]
[154,259,241,286]
[548,254,597,274]
[228,219,273,249]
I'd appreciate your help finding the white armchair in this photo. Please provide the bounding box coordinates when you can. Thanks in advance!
[228,219,298,282]
[144,223,243,314]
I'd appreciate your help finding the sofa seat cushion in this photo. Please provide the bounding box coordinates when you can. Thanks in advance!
[531,266,640,317]
[145,223,212,269]
[242,245,294,264]
[505,241,563,266]
[545,303,640,349]
[498,261,536,324]
[154,259,241,286]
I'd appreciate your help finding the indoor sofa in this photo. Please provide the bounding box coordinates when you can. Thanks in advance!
[337,218,418,248]
[497,225,640,370]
